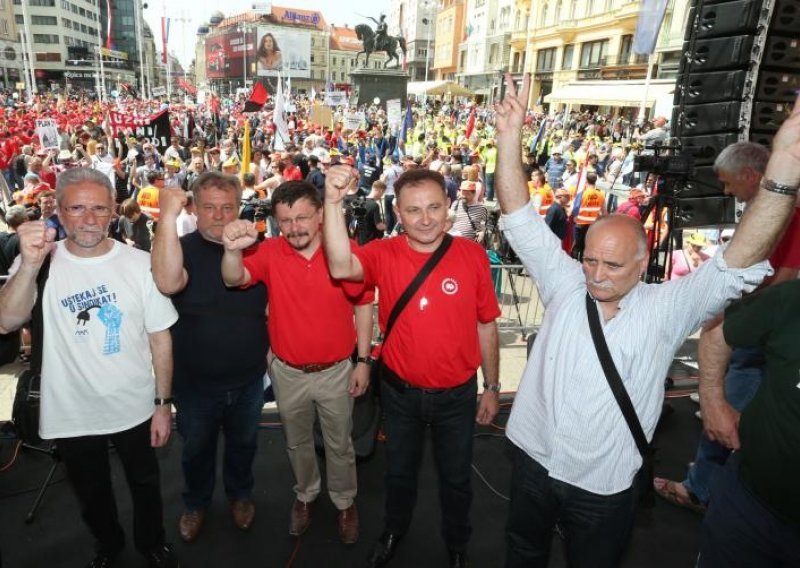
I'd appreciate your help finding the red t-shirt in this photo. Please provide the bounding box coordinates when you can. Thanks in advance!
[354,236,501,388]
[769,207,800,270]
[243,237,372,365]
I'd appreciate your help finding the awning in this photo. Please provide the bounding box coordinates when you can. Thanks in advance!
[543,80,675,107]
[407,80,475,97]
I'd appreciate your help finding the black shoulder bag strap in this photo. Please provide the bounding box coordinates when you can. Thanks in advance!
[585,292,655,507]
[382,233,453,347]
[30,254,52,376]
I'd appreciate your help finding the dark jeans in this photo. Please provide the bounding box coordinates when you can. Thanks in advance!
[380,367,477,550]
[571,224,590,261]
[505,447,639,568]
[485,172,496,201]
[57,419,166,555]
[684,347,764,505]
[175,375,264,510]
[384,195,396,234]
[699,453,800,568]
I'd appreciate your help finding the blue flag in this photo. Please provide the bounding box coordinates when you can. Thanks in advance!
[529,120,546,155]
[399,102,413,144]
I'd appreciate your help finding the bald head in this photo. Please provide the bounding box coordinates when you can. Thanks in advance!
[588,214,648,260]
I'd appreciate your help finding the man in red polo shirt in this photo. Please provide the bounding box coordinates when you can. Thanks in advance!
[221,180,374,546]
[322,166,501,568]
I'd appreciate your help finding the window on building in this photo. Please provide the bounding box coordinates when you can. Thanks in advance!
[569,0,577,18]
[536,47,556,71]
[310,54,314,63]
[14,14,22,24]
[586,0,594,15]
[332,56,336,66]
[35,52,61,62]
[33,34,60,44]
[78,6,85,16]
[489,44,498,65]
[619,34,632,65]
[539,2,548,26]
[579,39,608,68]
[32,15,58,25]
[0,19,8,35]
[562,44,574,69]
[30,0,55,5]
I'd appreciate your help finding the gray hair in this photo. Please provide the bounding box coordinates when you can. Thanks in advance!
[5,205,28,228]
[190,171,242,203]
[713,142,769,176]
[55,167,116,204]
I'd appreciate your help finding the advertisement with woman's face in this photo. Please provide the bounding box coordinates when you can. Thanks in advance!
[256,28,311,79]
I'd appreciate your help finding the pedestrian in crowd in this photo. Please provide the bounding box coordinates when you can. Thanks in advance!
[543,150,566,189]
[151,172,269,544]
[323,166,501,568]
[654,140,800,511]
[450,179,488,243]
[570,171,606,261]
[220,180,373,544]
[493,73,799,568]
[0,167,180,568]
[118,198,152,252]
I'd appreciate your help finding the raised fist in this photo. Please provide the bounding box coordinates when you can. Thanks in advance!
[158,186,187,219]
[222,219,258,251]
[324,164,356,205]
[17,221,56,269]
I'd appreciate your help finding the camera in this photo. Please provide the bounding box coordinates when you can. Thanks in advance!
[633,153,692,178]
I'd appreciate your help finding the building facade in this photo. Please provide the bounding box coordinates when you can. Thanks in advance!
[432,0,466,81]
[389,0,437,81]
[0,0,23,90]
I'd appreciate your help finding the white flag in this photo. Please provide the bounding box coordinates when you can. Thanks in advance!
[633,0,669,55]
[272,78,290,152]
[310,87,317,101]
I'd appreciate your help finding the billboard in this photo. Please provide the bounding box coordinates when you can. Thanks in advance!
[205,30,256,79]
[256,27,311,79]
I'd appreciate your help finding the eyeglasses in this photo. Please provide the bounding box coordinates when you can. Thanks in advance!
[277,214,316,228]
[63,205,113,218]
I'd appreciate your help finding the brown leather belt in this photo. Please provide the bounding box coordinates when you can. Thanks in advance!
[275,355,344,374]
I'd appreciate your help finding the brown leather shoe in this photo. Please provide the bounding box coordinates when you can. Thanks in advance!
[178,510,205,543]
[337,503,359,544]
[289,499,313,536]
[231,499,256,530]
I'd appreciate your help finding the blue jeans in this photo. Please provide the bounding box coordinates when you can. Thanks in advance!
[379,367,477,550]
[505,447,640,568]
[699,453,800,568]
[683,347,764,505]
[384,195,396,233]
[485,172,496,201]
[175,375,264,510]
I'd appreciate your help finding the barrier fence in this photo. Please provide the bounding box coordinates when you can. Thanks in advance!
[490,264,544,337]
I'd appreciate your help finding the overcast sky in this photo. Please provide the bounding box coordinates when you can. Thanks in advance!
[143,0,391,68]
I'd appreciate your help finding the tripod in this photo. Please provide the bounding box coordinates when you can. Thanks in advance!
[20,440,61,524]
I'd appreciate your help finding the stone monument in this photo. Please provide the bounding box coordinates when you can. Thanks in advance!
[350,15,410,108]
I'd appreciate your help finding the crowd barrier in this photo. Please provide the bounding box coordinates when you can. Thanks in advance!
[489,264,544,337]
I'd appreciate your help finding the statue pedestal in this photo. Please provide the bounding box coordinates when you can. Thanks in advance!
[349,68,409,109]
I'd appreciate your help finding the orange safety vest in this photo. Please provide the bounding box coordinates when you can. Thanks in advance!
[536,186,554,216]
[137,185,160,221]
[575,187,604,225]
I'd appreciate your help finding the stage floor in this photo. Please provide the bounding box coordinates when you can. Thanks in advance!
[0,392,704,568]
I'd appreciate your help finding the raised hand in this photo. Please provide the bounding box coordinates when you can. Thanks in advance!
[764,94,800,187]
[493,73,531,137]
[17,220,56,269]
[324,164,356,205]
[158,186,187,219]
[222,219,258,251]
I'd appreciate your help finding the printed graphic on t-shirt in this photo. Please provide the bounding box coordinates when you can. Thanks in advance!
[59,284,124,354]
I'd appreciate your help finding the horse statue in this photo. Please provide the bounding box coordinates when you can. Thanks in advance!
[354,24,407,70]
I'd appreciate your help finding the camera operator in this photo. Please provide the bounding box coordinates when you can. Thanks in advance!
[357,151,381,196]
[358,181,387,244]
[240,173,272,239]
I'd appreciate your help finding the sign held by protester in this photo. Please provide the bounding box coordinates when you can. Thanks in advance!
[35,119,60,150]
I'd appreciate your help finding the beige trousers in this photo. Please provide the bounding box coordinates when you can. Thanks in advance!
[269,354,357,510]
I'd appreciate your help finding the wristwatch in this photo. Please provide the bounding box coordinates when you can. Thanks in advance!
[355,356,374,366]
[482,382,501,393]
[154,397,175,406]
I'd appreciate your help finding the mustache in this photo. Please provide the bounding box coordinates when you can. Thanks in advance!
[588,280,614,289]
[286,231,309,239]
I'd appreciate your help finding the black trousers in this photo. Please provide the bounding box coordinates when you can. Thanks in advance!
[57,418,166,555]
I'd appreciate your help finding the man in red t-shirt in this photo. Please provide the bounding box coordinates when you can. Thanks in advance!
[221,180,374,546]
[322,167,501,568]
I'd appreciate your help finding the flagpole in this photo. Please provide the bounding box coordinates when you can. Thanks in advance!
[638,53,656,125]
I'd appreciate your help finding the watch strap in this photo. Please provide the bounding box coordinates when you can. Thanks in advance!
[154,397,175,406]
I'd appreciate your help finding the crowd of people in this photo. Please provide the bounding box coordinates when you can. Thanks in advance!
[0,78,798,568]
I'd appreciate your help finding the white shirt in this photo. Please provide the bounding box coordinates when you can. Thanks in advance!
[27,241,178,438]
[176,209,197,237]
[502,203,771,494]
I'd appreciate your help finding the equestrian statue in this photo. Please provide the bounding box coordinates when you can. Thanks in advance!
[355,14,407,70]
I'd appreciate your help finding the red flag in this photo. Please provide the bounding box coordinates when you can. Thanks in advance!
[105,0,113,50]
[161,17,169,65]
[243,80,269,113]
[465,106,476,139]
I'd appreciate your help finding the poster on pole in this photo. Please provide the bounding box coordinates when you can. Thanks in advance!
[343,111,364,132]
[256,27,311,79]
[386,99,402,133]
[323,91,348,107]
[35,119,60,150]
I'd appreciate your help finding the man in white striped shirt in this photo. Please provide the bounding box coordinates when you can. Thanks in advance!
[494,73,800,568]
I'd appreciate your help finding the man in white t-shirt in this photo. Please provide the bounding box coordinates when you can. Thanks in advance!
[0,168,180,568]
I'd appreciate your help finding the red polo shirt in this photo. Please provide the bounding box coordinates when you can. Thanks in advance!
[243,237,372,365]
[354,236,501,388]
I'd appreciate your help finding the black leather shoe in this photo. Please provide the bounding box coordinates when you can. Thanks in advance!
[143,543,180,568]
[365,532,403,568]
[449,549,468,568]
[86,553,117,568]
